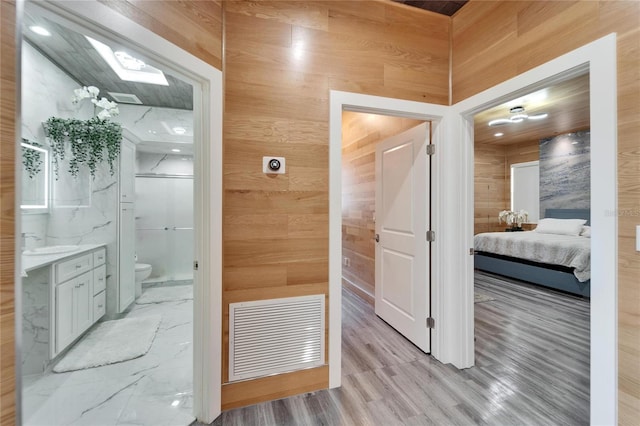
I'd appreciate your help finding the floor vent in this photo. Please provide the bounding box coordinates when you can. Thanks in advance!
[229,294,325,382]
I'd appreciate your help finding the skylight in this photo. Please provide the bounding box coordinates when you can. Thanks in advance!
[85,36,169,86]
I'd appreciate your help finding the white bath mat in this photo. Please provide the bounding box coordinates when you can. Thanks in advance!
[136,286,193,305]
[53,315,161,373]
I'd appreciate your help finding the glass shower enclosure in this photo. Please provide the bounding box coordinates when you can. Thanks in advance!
[135,175,194,283]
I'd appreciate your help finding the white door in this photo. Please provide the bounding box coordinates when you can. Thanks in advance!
[120,139,135,202]
[375,123,430,352]
[119,203,136,311]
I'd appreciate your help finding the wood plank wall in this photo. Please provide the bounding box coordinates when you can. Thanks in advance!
[0,1,17,424]
[474,143,507,234]
[221,1,449,409]
[99,0,223,70]
[341,111,423,302]
[453,1,640,422]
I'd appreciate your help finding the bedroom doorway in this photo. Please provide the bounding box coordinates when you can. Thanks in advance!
[470,70,592,424]
[458,34,618,425]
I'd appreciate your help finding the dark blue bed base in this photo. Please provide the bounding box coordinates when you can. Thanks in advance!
[474,208,591,298]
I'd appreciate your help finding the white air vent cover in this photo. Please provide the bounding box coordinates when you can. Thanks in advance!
[229,294,325,382]
[108,92,143,104]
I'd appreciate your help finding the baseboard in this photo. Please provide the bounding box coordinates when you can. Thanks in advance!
[341,277,374,305]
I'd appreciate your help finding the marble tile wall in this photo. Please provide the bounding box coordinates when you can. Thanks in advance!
[136,152,193,176]
[539,130,591,218]
[22,267,50,375]
[21,42,93,247]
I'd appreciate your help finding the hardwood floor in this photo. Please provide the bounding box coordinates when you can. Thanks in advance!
[209,271,590,425]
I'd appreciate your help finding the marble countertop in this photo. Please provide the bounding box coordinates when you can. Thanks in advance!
[22,243,106,276]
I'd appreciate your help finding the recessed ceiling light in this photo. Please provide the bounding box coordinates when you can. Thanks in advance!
[85,36,168,86]
[171,148,181,153]
[172,127,186,135]
[30,26,51,36]
[494,132,504,137]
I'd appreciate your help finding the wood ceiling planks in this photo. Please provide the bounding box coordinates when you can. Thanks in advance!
[474,73,590,146]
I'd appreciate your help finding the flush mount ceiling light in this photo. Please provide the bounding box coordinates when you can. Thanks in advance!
[30,25,51,36]
[85,36,169,86]
[172,127,187,135]
[171,148,181,153]
[488,106,548,126]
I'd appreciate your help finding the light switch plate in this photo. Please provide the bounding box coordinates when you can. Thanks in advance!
[636,225,640,252]
[263,156,286,174]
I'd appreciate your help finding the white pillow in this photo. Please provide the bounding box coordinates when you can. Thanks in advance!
[580,225,591,238]
[534,218,587,236]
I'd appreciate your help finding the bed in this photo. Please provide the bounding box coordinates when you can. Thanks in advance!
[474,209,591,297]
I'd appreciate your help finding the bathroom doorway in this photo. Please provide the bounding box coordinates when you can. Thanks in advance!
[17,1,222,424]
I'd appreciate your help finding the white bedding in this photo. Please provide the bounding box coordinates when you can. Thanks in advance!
[474,231,591,282]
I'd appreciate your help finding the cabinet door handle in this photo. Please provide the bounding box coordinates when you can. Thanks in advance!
[75,264,82,269]
[98,304,103,308]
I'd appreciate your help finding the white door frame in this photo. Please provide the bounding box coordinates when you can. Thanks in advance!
[16,1,223,422]
[450,34,617,425]
[329,92,449,388]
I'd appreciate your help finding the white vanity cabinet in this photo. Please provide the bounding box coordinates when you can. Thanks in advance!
[52,246,107,357]
[56,271,92,352]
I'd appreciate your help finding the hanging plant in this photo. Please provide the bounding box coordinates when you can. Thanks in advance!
[21,139,44,179]
[43,86,122,179]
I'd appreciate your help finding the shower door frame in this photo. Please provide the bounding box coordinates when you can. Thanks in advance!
[16,1,223,423]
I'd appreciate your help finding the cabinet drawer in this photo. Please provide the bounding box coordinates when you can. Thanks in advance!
[56,253,92,283]
[93,248,106,267]
[93,291,106,321]
[93,264,106,295]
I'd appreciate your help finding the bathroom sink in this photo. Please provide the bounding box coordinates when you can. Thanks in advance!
[23,245,80,256]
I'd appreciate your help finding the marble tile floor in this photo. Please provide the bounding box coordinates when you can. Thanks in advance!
[22,282,194,426]
[209,271,590,425]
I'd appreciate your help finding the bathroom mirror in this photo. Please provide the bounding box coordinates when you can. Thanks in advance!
[21,141,49,211]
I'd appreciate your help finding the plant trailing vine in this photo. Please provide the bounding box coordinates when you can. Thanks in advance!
[21,138,44,179]
[43,86,121,179]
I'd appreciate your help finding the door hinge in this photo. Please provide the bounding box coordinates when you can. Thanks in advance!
[426,317,435,329]
[193,260,199,271]
[426,230,435,242]
[426,144,435,156]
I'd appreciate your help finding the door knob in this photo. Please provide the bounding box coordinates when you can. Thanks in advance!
[375,234,380,242]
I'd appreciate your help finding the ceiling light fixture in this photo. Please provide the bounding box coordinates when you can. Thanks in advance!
[86,36,169,86]
[488,106,548,126]
[171,148,181,153]
[172,127,187,135]
[30,26,51,36]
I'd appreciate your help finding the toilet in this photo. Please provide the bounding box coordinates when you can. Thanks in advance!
[135,263,152,297]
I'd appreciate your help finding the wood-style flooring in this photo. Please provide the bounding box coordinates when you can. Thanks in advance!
[209,271,590,425]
